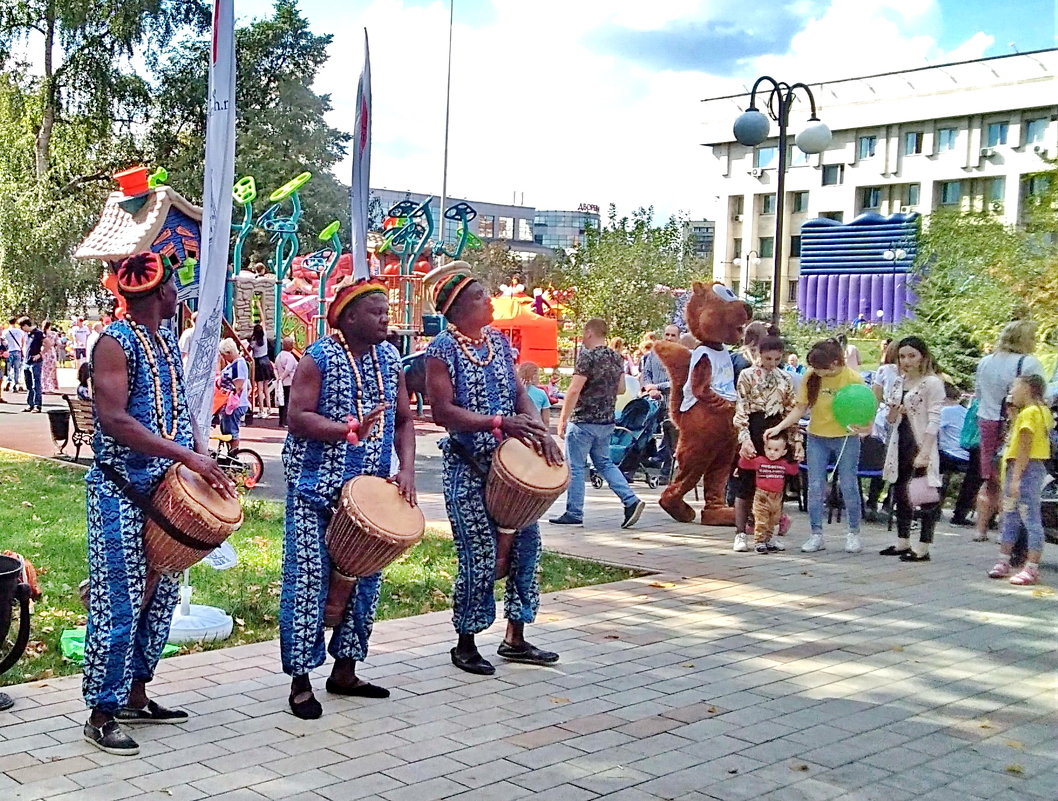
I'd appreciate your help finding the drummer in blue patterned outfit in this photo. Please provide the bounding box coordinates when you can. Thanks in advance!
[280,277,416,719]
[425,264,564,675]
[83,252,236,756]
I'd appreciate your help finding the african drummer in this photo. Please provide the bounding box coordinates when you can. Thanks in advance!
[425,265,563,675]
[280,278,416,719]
[83,252,236,756]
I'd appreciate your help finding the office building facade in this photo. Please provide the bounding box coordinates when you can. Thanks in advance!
[700,49,1058,306]
[533,205,602,250]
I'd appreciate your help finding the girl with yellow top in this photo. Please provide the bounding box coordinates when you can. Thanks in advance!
[988,374,1054,585]
[766,339,870,554]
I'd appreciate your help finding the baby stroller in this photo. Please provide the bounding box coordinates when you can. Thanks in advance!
[590,396,670,489]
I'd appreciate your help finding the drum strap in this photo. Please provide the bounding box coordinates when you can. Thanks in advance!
[97,462,218,552]
[448,438,489,480]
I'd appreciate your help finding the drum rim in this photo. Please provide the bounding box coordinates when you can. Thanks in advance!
[492,439,570,492]
[337,475,425,542]
[164,464,244,527]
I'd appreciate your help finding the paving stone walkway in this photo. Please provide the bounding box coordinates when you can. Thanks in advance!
[2,482,1056,801]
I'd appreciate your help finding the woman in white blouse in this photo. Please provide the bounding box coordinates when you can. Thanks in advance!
[879,336,946,562]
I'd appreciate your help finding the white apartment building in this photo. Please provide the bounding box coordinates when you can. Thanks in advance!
[701,49,1058,307]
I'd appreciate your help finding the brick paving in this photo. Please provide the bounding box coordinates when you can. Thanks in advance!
[2,474,1056,801]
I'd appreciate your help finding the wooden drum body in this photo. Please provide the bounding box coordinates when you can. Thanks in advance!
[486,438,570,535]
[324,476,424,626]
[144,464,244,579]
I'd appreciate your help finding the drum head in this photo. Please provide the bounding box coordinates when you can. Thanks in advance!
[341,476,425,541]
[494,438,569,492]
[171,464,244,525]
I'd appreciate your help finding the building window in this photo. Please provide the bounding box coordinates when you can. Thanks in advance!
[759,237,775,258]
[1024,174,1050,198]
[904,131,924,155]
[789,147,811,167]
[987,121,1009,147]
[793,191,809,213]
[479,215,495,237]
[517,219,532,240]
[988,177,1005,203]
[903,183,920,206]
[761,194,776,215]
[497,217,514,239]
[788,280,798,303]
[732,195,744,216]
[732,237,742,259]
[821,211,844,222]
[755,146,778,169]
[857,136,877,159]
[731,280,740,297]
[937,127,957,152]
[822,164,844,186]
[939,181,962,206]
[861,187,882,209]
[1025,117,1048,145]
[790,236,802,258]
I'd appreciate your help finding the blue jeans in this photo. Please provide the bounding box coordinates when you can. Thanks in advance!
[564,422,639,520]
[6,350,22,388]
[806,433,862,534]
[1001,460,1047,553]
[24,359,42,409]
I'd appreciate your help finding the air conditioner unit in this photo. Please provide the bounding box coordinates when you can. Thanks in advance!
[980,147,996,159]
[990,200,1003,212]
[734,214,744,222]
[1033,145,1049,157]
[899,205,913,213]
[750,168,763,178]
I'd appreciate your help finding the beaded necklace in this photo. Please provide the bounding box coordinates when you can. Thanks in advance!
[447,323,495,367]
[334,332,386,441]
[126,316,181,440]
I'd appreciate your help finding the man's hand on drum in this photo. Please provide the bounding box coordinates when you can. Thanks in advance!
[182,451,238,500]
[390,467,417,506]
[502,414,563,466]
[538,434,564,466]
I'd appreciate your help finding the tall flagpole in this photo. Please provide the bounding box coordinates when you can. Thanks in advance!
[184,0,237,437]
[438,0,454,260]
[350,29,372,280]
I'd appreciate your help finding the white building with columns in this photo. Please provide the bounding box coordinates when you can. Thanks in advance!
[701,48,1058,308]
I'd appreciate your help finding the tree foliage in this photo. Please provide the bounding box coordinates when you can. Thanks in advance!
[558,206,708,340]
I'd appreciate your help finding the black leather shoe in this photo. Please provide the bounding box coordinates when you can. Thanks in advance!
[451,647,496,675]
[288,691,323,719]
[899,550,931,562]
[115,699,188,724]
[84,720,139,755]
[878,545,911,556]
[497,641,560,665]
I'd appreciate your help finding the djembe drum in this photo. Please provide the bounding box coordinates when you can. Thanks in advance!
[485,438,569,578]
[324,476,425,627]
[143,464,244,595]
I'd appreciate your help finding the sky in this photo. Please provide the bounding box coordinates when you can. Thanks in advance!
[235,0,1057,222]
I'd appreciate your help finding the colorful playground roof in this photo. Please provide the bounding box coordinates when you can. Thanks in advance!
[73,186,203,263]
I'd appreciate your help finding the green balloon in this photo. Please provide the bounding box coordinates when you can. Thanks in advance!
[832,384,878,429]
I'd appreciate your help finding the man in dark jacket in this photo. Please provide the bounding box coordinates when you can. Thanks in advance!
[20,317,44,413]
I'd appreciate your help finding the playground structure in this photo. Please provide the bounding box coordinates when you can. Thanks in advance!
[797,212,920,326]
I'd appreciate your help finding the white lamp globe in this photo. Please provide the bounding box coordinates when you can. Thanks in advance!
[733,109,770,146]
[795,120,832,154]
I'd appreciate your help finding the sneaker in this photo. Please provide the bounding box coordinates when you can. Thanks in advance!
[549,513,583,525]
[845,533,863,553]
[988,561,1012,579]
[621,500,646,529]
[754,542,769,554]
[767,539,786,552]
[84,720,139,756]
[733,533,750,552]
[1010,566,1039,586]
[801,533,825,553]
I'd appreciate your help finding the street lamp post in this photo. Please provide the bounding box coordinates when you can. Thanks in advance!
[740,249,760,298]
[882,243,907,328]
[733,78,831,326]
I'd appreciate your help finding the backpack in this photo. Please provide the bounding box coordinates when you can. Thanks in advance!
[960,397,980,451]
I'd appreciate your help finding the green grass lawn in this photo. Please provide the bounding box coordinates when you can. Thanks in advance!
[0,453,640,686]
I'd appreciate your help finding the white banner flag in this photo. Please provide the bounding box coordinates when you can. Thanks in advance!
[350,30,372,281]
[185,0,237,437]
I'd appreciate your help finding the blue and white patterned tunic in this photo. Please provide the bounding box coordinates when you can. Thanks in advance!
[279,335,401,676]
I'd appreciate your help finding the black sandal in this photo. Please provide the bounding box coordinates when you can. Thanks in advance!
[878,545,911,556]
[496,641,560,666]
[325,678,390,698]
[899,551,931,562]
[450,647,496,675]
[288,690,322,720]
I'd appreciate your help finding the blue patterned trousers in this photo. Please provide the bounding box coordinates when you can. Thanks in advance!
[82,478,181,714]
[442,451,541,635]
[279,492,382,676]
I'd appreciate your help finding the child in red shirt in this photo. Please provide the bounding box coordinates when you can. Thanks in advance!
[738,434,799,553]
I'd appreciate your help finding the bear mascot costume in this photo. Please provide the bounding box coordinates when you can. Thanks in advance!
[653,281,751,526]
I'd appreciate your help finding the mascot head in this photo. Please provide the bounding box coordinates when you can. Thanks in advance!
[685,281,751,347]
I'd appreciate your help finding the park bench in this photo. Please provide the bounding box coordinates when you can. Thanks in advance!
[62,394,95,461]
